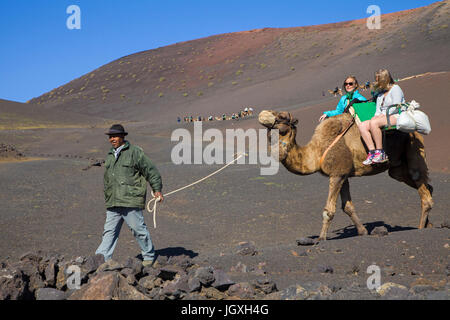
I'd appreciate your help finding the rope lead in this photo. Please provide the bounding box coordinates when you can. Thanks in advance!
[146,153,246,228]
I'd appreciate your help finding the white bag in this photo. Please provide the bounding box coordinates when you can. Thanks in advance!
[397,110,416,133]
[412,110,431,135]
[397,100,431,135]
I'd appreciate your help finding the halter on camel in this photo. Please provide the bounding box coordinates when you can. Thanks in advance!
[268,112,298,131]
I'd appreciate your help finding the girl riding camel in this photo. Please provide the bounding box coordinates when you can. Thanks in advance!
[359,69,405,165]
[319,75,367,122]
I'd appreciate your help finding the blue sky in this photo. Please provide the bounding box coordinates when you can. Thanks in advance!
[0,0,438,102]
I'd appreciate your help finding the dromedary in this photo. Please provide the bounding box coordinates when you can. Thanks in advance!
[258,110,433,240]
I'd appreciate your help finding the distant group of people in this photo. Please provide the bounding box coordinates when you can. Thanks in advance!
[319,69,405,166]
[178,107,255,123]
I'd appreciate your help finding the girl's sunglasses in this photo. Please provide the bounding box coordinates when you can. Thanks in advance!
[344,82,355,86]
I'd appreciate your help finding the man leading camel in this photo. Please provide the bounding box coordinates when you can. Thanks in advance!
[95,124,164,267]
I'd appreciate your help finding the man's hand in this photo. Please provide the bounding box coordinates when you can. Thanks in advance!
[154,191,164,202]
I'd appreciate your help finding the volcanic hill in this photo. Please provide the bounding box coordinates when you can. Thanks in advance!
[28,1,450,123]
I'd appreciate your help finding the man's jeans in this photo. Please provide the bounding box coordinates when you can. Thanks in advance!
[95,207,155,261]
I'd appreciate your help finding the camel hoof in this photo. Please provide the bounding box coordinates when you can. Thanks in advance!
[426,222,433,228]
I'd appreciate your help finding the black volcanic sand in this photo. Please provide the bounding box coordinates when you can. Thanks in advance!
[0,120,449,297]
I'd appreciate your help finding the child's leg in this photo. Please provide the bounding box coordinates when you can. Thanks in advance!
[369,115,386,150]
[370,115,398,149]
[358,120,375,150]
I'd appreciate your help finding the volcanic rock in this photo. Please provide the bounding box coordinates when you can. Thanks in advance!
[211,269,234,291]
[123,257,143,276]
[187,277,202,293]
[82,254,105,274]
[0,267,29,300]
[68,272,119,300]
[376,282,409,297]
[192,266,215,286]
[68,271,149,300]
[296,237,315,246]
[35,288,66,300]
[276,284,309,300]
[44,257,59,287]
[371,226,389,236]
[253,278,277,295]
[227,282,256,299]
[315,264,334,274]
[236,241,258,256]
[230,261,248,273]
[158,265,186,281]
[167,255,194,270]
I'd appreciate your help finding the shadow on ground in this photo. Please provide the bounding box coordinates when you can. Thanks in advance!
[320,221,418,240]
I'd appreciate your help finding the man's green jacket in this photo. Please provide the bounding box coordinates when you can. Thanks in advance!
[104,141,162,209]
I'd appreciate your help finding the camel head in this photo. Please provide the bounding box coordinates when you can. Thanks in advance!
[258,110,298,161]
[258,110,298,133]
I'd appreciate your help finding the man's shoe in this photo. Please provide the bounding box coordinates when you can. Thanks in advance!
[142,260,160,268]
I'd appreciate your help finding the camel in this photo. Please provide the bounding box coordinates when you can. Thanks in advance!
[258,110,433,241]
[359,81,371,91]
[328,87,343,97]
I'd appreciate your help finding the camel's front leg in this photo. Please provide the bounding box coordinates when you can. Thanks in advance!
[340,178,368,236]
[319,176,346,240]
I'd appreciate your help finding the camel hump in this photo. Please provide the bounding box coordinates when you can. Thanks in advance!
[316,114,353,139]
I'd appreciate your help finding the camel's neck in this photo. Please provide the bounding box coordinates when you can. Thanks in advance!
[280,133,320,175]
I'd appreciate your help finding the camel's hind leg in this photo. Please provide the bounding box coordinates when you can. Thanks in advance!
[340,178,368,236]
[389,165,433,228]
[388,132,434,229]
[417,183,433,228]
[319,176,346,241]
